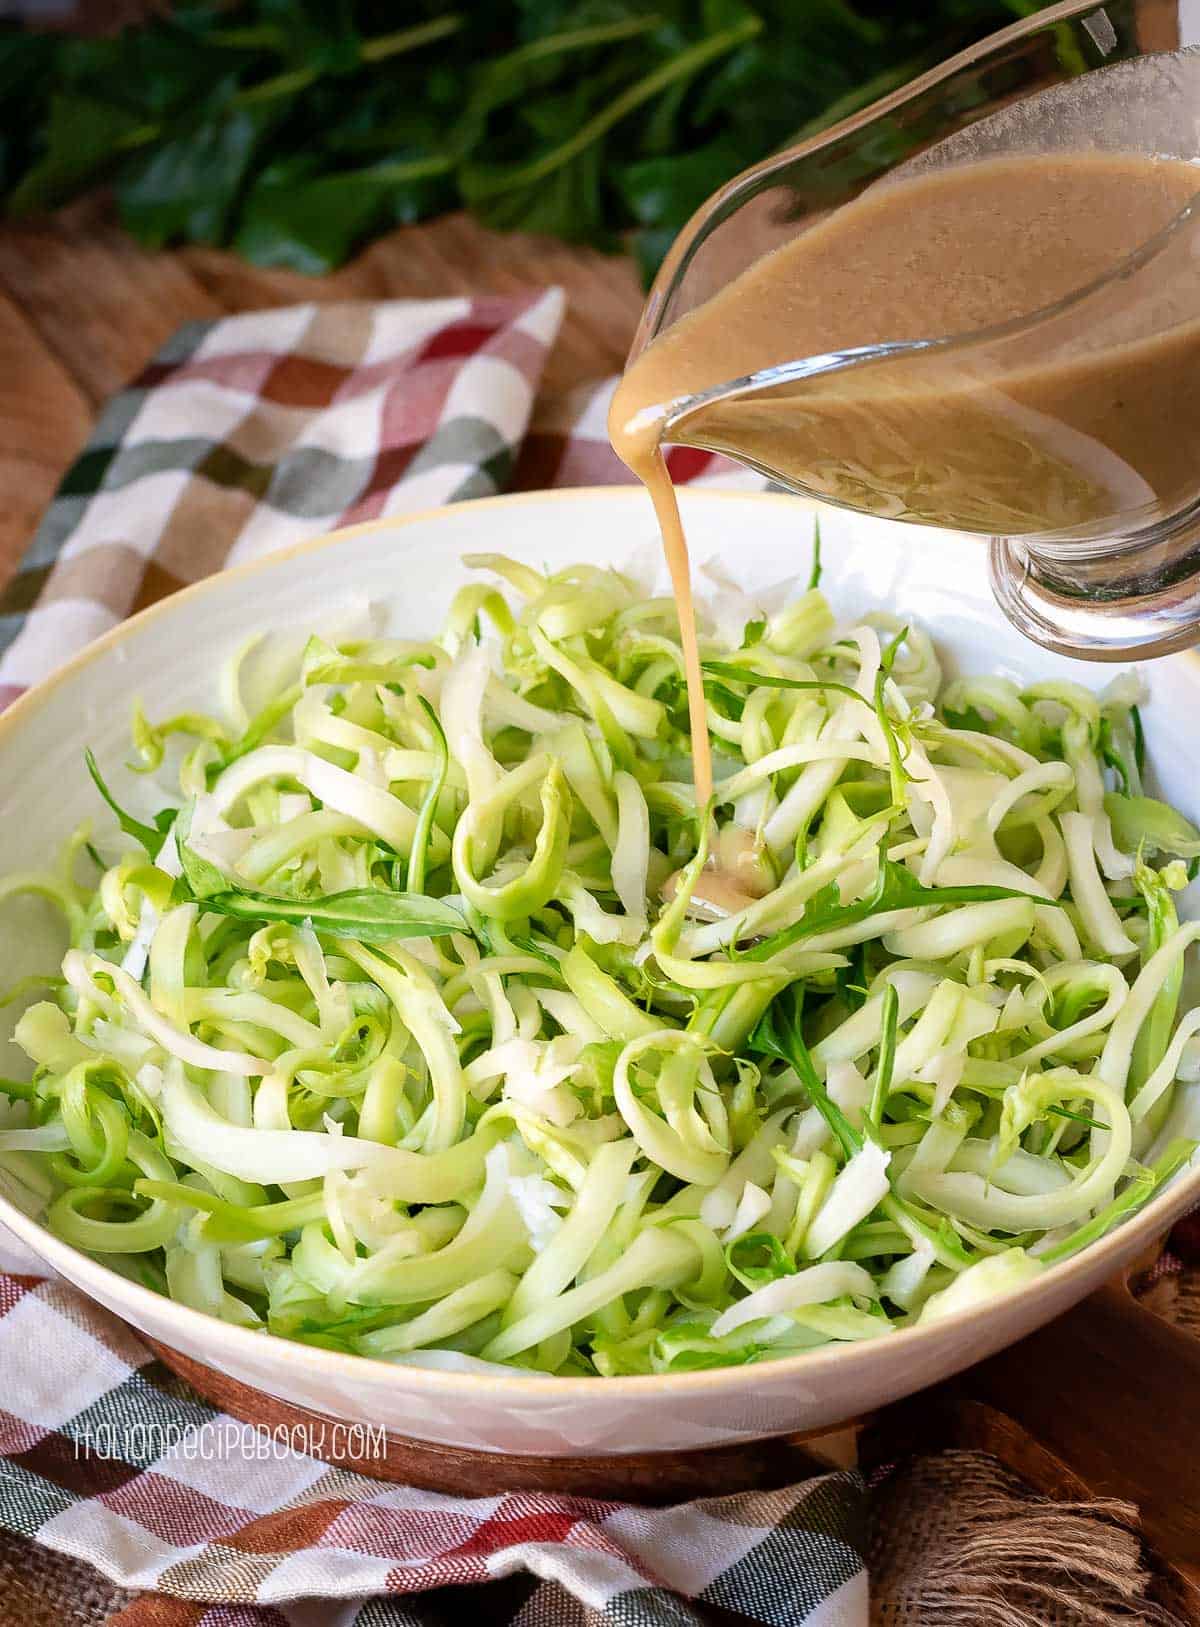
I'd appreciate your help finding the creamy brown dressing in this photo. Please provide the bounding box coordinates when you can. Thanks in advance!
[661,824,775,919]
[610,152,1200,816]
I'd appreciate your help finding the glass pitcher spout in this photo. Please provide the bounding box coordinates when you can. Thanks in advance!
[620,2,1200,660]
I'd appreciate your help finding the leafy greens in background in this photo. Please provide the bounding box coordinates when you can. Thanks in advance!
[4,0,1057,280]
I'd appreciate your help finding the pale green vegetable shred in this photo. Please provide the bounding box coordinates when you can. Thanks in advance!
[1,550,1196,1376]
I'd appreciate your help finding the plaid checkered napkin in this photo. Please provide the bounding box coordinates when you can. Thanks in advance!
[0,1263,866,1626]
[0,292,568,707]
[0,295,859,1627]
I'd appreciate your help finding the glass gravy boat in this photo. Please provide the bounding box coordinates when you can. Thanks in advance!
[625,0,1200,661]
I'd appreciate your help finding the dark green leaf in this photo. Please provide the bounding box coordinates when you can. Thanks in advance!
[745,857,1057,964]
[118,100,283,249]
[471,12,661,127]
[0,31,57,196]
[461,11,761,238]
[193,885,465,942]
[65,23,258,122]
[748,984,861,1158]
[834,940,868,1011]
[10,92,151,214]
[617,137,745,230]
[84,750,173,862]
[702,675,745,720]
[234,157,447,273]
[465,141,608,242]
[176,805,462,940]
[1045,1103,1105,1133]
[259,0,361,75]
[701,661,872,709]
[1132,705,1146,777]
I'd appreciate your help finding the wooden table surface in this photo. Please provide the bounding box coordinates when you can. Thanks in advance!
[0,196,645,584]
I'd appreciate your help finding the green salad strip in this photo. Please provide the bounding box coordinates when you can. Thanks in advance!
[0,553,1196,1376]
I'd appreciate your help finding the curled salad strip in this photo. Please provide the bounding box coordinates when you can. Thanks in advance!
[0,545,1198,1376]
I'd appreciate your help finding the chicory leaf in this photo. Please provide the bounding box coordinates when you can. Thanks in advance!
[189,883,465,942]
[84,750,175,862]
[745,858,1056,964]
[749,985,861,1158]
[177,820,462,941]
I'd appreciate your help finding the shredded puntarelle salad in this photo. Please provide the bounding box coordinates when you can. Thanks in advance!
[2,542,1200,1377]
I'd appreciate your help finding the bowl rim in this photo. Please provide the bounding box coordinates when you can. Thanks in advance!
[1,482,1197,1401]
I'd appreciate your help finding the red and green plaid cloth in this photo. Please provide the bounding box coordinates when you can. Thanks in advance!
[0,294,862,1626]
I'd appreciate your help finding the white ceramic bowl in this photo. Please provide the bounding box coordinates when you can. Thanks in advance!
[0,487,1197,1457]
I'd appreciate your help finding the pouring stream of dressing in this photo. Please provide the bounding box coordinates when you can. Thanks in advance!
[621,440,716,812]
